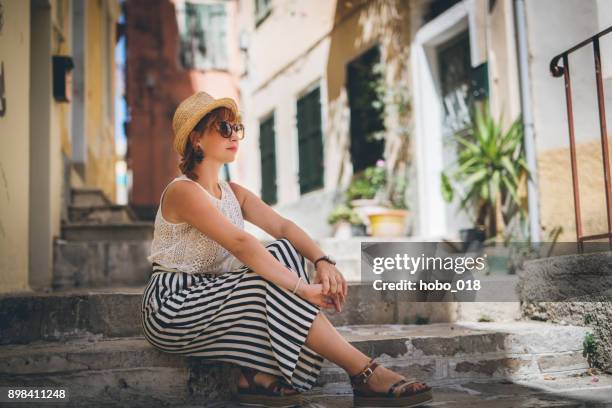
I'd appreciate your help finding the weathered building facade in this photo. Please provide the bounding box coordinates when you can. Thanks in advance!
[0,0,119,293]
[124,0,243,220]
[237,0,612,242]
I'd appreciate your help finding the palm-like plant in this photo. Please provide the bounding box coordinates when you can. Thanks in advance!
[441,103,531,240]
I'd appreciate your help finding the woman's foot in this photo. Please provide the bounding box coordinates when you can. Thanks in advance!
[236,367,302,407]
[351,362,430,394]
[237,368,299,395]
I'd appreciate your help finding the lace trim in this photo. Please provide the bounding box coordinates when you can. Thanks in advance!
[147,176,244,274]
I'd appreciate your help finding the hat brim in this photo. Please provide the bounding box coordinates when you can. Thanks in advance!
[174,98,240,156]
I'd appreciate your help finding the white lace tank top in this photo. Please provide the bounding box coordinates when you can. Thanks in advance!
[146,174,246,274]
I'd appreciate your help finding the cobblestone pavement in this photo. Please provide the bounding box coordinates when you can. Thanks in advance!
[202,372,612,408]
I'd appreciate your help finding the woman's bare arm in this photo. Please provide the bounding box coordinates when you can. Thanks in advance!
[164,181,315,299]
[229,182,348,299]
[228,181,326,264]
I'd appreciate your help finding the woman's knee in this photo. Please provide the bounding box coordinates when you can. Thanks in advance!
[277,238,305,263]
[267,238,305,274]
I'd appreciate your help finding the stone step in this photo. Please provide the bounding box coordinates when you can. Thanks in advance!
[0,322,591,407]
[322,322,590,384]
[517,250,612,372]
[70,187,112,208]
[61,222,154,241]
[67,204,139,224]
[52,239,152,289]
[1,283,433,345]
[0,289,144,345]
[0,337,235,407]
[0,284,526,346]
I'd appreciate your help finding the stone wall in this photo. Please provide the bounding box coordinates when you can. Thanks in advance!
[521,300,611,373]
[518,251,612,372]
[538,139,612,241]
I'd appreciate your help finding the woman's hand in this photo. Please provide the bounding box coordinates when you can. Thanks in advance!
[297,283,339,311]
[313,262,347,311]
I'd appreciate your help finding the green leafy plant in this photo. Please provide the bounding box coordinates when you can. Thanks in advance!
[343,50,414,215]
[371,60,412,144]
[346,160,410,211]
[346,162,387,201]
[583,332,598,368]
[327,203,362,226]
[441,102,531,240]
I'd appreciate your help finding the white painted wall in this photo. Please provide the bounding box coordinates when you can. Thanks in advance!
[241,37,337,239]
[526,0,612,151]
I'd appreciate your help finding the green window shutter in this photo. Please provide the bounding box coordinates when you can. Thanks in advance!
[297,87,324,195]
[259,114,277,205]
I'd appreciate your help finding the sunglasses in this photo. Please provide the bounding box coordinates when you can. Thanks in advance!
[217,121,245,140]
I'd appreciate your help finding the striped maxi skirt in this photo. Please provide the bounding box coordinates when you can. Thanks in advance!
[140,238,325,392]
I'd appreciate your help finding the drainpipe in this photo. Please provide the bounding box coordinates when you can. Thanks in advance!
[514,0,541,242]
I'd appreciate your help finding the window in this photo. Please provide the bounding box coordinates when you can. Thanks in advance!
[347,46,385,173]
[259,114,277,204]
[437,30,489,135]
[255,0,272,27]
[296,86,324,195]
[178,2,228,70]
[423,0,463,24]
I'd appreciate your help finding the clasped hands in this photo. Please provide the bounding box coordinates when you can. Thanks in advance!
[299,262,347,312]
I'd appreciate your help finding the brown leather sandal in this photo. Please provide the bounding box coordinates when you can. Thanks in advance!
[349,358,433,407]
[236,366,303,407]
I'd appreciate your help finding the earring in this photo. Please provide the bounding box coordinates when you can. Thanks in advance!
[194,145,204,161]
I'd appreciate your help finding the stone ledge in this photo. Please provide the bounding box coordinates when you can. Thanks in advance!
[0,322,592,406]
[0,287,522,345]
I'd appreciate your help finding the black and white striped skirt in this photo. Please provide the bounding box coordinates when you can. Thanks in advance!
[140,238,324,392]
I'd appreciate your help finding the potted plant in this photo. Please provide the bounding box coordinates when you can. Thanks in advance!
[327,203,364,238]
[347,160,387,206]
[367,166,411,237]
[346,160,388,227]
[441,102,531,246]
[360,55,413,237]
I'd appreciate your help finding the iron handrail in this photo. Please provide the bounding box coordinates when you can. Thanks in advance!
[550,25,612,250]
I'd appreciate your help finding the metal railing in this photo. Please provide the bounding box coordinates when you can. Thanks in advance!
[550,25,612,249]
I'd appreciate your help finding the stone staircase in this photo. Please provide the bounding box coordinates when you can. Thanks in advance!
[0,284,598,407]
[53,187,154,289]
[3,182,608,406]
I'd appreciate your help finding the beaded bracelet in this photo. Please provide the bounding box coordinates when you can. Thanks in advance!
[292,277,303,294]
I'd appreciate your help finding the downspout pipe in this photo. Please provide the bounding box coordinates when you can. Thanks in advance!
[514,0,541,242]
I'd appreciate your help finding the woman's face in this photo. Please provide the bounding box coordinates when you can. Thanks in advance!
[199,116,242,163]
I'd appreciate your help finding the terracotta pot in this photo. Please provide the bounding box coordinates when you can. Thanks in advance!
[367,209,409,237]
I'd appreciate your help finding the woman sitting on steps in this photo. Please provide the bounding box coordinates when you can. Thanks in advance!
[140,91,434,407]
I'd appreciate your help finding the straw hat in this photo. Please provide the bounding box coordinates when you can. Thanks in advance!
[172,91,240,157]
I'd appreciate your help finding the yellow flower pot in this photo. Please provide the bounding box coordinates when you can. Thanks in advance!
[367,209,409,237]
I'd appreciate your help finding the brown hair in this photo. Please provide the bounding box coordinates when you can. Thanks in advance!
[178,107,239,180]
